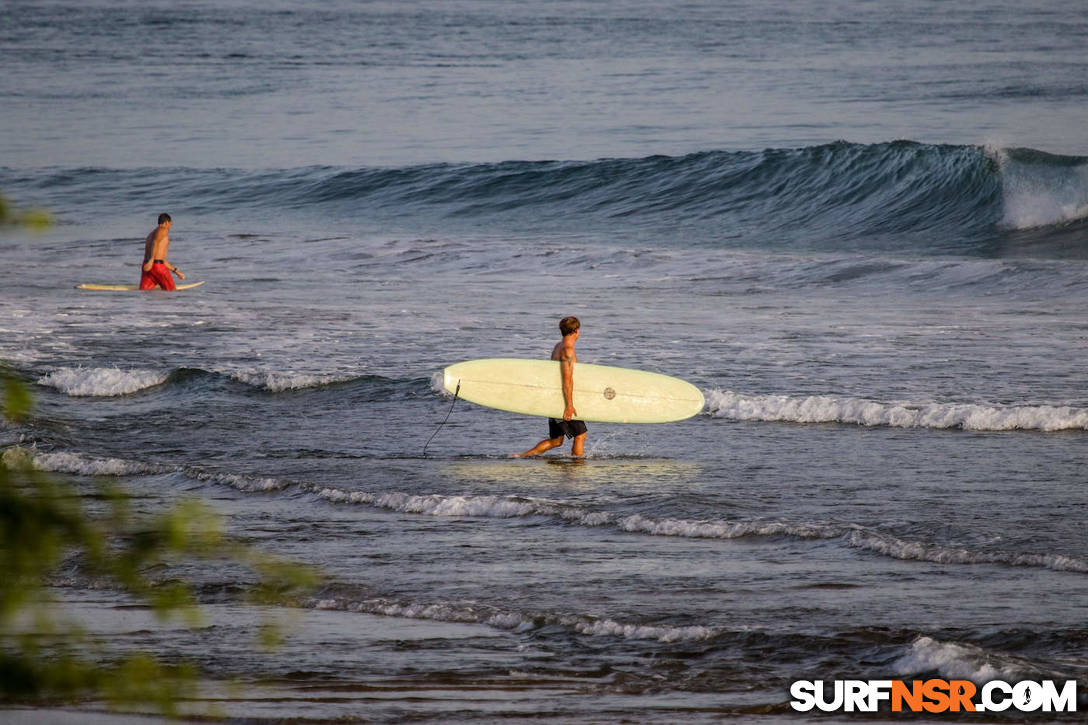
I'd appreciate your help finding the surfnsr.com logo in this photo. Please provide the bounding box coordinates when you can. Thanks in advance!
[790,679,1078,713]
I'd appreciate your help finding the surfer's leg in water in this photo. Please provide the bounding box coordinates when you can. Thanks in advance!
[514,418,587,458]
[513,435,565,458]
[571,432,586,457]
[139,262,176,290]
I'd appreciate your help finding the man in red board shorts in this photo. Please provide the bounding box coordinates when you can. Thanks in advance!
[139,213,185,290]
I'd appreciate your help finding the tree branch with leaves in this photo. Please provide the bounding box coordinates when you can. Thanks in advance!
[1,371,320,716]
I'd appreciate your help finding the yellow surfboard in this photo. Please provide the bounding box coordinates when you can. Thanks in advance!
[442,358,704,424]
[76,281,206,291]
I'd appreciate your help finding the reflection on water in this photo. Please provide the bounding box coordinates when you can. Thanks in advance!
[443,457,704,489]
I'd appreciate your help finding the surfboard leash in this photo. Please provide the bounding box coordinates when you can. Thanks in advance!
[422,380,460,457]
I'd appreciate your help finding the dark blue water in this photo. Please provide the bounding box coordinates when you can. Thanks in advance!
[7,142,1088,258]
[2,0,1087,721]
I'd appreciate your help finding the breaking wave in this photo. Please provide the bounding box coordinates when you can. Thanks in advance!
[2,448,165,476]
[993,145,1088,230]
[37,367,169,397]
[9,141,1088,257]
[35,365,400,397]
[706,390,1088,432]
[893,636,1025,682]
[227,370,358,393]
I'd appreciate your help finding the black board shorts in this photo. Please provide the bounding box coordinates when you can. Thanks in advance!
[549,418,588,440]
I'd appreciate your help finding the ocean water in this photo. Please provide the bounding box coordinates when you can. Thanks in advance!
[2,0,1088,721]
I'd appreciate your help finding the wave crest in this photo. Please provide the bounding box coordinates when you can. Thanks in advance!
[37,367,168,397]
[34,365,393,397]
[706,390,1088,432]
[229,371,358,392]
[992,146,1088,229]
[16,141,1088,256]
[893,636,1024,682]
[845,529,1088,574]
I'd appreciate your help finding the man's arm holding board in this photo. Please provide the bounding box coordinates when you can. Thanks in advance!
[560,343,577,421]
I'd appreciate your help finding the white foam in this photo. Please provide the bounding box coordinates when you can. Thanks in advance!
[430,371,444,394]
[299,486,1088,572]
[27,449,1069,578]
[613,514,839,540]
[37,367,168,397]
[1004,195,1088,230]
[846,530,1088,573]
[989,145,1088,229]
[572,618,718,642]
[385,493,542,518]
[706,390,1088,431]
[3,449,296,495]
[313,487,553,518]
[6,448,165,476]
[314,597,530,629]
[559,509,614,527]
[311,597,717,642]
[309,486,828,542]
[893,636,1020,682]
[12,449,1086,577]
[20,449,1083,575]
[230,371,354,392]
[189,470,290,492]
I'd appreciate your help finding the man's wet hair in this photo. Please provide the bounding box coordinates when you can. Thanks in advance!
[158,213,172,225]
[559,316,580,336]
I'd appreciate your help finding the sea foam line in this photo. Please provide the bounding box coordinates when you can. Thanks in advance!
[846,530,1088,573]
[36,365,365,397]
[311,596,719,643]
[314,487,548,517]
[310,482,840,540]
[306,483,1087,573]
[12,449,1087,574]
[706,390,1088,432]
[6,448,291,493]
[3,448,167,477]
[228,371,357,392]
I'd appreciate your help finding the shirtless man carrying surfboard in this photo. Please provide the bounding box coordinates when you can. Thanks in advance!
[139,213,185,290]
[514,316,587,457]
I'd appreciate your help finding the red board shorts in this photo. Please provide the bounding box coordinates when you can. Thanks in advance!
[139,262,176,290]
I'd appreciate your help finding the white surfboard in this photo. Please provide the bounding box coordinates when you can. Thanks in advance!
[76,281,205,291]
[442,358,705,424]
